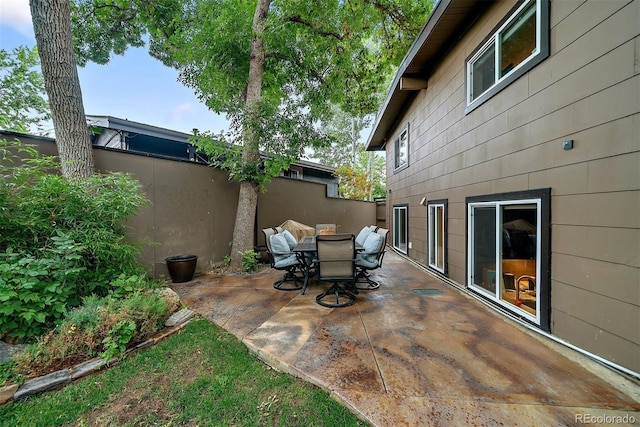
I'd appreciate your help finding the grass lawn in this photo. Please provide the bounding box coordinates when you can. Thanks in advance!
[0,318,368,427]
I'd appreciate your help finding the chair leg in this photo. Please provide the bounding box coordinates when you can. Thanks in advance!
[355,269,380,290]
[316,281,356,308]
[273,267,303,291]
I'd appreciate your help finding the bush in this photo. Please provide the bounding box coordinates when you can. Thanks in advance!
[0,139,152,342]
[239,249,259,272]
[10,290,171,381]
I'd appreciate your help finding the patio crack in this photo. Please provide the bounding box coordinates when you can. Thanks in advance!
[358,306,388,393]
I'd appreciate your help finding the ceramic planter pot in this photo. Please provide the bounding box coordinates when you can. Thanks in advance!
[165,255,198,283]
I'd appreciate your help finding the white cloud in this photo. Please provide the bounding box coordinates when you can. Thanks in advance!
[169,102,195,122]
[0,0,33,37]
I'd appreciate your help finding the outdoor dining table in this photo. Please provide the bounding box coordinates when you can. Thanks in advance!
[293,235,363,295]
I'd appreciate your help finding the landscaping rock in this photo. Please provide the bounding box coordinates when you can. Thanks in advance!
[14,370,71,400]
[165,308,195,327]
[0,341,27,364]
[157,287,181,313]
[0,384,19,405]
[69,358,107,380]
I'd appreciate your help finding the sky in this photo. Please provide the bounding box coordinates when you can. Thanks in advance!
[0,0,229,136]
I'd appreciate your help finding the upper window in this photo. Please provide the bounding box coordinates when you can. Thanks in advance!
[394,126,408,171]
[466,0,549,112]
[282,166,303,179]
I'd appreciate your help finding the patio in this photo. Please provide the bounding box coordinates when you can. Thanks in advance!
[170,250,640,426]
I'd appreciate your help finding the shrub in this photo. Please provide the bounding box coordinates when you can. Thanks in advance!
[0,235,86,341]
[239,249,258,273]
[0,139,152,342]
[10,290,171,380]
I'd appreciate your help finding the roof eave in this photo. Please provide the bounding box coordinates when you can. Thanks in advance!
[366,0,490,151]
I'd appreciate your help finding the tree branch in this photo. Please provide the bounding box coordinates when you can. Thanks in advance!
[283,15,345,41]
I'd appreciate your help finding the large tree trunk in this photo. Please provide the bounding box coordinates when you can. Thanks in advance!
[30,0,94,179]
[228,0,271,271]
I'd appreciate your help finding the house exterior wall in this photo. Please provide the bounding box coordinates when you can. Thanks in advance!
[383,0,639,373]
[5,134,376,283]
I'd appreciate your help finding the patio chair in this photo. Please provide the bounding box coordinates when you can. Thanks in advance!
[355,227,388,290]
[315,234,357,308]
[262,227,304,291]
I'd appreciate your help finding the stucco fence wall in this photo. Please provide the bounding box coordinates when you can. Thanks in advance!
[5,133,377,279]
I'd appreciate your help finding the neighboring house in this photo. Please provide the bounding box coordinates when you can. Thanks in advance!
[87,115,339,196]
[367,0,639,376]
[88,115,199,160]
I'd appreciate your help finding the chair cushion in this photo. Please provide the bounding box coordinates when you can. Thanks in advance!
[270,233,293,264]
[357,232,384,266]
[274,253,300,268]
[281,229,298,250]
[356,253,379,268]
[363,232,383,254]
[355,226,373,247]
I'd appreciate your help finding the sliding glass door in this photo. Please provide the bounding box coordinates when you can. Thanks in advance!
[467,189,550,329]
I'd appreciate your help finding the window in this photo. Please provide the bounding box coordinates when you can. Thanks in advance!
[466,0,549,111]
[393,204,408,253]
[428,200,447,274]
[467,189,550,331]
[394,126,408,171]
[283,166,303,179]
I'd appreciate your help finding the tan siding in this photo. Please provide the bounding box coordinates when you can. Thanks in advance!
[552,309,640,370]
[553,191,639,228]
[536,2,638,94]
[549,0,584,28]
[553,225,640,268]
[550,0,633,53]
[553,281,639,344]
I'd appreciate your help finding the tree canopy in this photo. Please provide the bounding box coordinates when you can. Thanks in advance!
[0,45,50,134]
[69,0,432,269]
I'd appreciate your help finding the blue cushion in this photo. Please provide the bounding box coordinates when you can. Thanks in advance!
[357,232,383,266]
[270,233,290,254]
[270,233,292,264]
[281,229,298,250]
[355,226,373,247]
[362,232,383,254]
[274,254,300,268]
[356,253,379,268]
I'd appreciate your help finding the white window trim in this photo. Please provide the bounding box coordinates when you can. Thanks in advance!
[428,202,446,274]
[393,205,408,254]
[394,126,409,172]
[466,0,546,110]
[467,198,542,325]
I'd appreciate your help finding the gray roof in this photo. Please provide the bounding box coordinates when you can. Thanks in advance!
[366,0,492,150]
[86,115,192,143]
[86,115,334,172]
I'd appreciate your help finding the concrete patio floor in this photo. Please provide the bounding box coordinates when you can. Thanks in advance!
[170,250,640,426]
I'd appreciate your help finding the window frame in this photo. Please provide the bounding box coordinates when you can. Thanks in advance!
[393,125,409,172]
[393,204,409,254]
[466,188,551,331]
[465,0,549,113]
[427,199,448,275]
[283,165,303,180]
